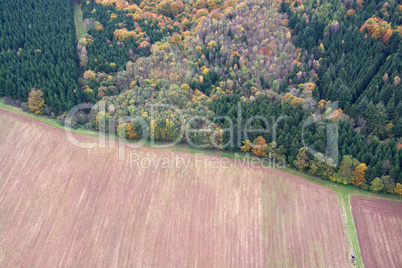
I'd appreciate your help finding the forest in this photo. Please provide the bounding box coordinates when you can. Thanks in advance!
[0,0,401,194]
[0,0,82,114]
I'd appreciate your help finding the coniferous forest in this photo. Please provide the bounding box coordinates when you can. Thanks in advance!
[1,0,402,194]
[0,0,82,114]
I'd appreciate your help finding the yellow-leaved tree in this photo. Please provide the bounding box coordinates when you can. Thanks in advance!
[28,89,46,114]
[394,183,402,197]
[240,140,252,153]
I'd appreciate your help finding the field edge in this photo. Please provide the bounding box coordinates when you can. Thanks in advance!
[0,100,401,205]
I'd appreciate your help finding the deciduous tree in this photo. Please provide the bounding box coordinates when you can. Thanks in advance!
[338,155,360,184]
[394,183,402,196]
[28,89,46,114]
[353,163,368,187]
[241,140,252,152]
[294,147,309,171]
[370,177,384,193]
[252,136,267,157]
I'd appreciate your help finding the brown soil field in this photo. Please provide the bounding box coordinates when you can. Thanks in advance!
[351,196,402,268]
[0,108,351,267]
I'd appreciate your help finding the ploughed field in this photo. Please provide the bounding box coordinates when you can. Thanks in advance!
[0,109,351,267]
[351,196,402,268]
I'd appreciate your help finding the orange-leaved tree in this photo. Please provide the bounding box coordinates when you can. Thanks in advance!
[353,163,368,187]
[28,89,46,114]
[117,123,139,139]
[252,136,268,157]
[126,123,139,139]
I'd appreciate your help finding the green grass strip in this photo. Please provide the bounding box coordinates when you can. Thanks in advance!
[73,1,85,40]
[339,193,364,268]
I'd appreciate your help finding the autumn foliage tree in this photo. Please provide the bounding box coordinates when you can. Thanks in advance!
[83,70,96,80]
[252,136,268,157]
[240,140,252,153]
[156,0,182,18]
[394,183,402,197]
[117,123,140,139]
[353,163,368,187]
[170,32,182,44]
[28,89,46,114]
[360,16,401,44]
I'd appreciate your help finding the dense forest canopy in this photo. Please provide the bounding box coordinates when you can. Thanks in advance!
[0,0,82,114]
[0,0,402,194]
[281,0,402,138]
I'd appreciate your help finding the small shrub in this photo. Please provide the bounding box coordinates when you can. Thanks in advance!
[3,97,22,107]
[21,103,29,112]
[77,113,89,125]
[43,106,51,116]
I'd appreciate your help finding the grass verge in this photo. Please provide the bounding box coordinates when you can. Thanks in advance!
[73,1,85,40]
[339,192,363,268]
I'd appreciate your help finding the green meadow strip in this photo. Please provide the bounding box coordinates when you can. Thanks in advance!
[73,1,85,40]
